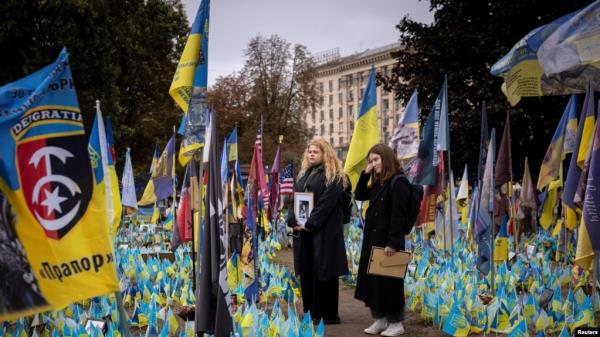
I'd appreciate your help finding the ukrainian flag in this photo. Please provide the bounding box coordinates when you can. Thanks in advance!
[169,0,210,113]
[344,66,380,189]
[537,95,577,191]
[228,127,238,162]
[139,144,159,206]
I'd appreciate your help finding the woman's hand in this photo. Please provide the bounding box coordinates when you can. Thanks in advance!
[365,162,374,174]
[384,246,397,257]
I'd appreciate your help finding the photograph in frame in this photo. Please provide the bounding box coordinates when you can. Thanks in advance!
[294,192,314,226]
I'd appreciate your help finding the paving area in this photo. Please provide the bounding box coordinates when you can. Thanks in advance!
[273,248,451,337]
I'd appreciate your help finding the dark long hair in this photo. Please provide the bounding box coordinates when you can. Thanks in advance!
[367,143,403,185]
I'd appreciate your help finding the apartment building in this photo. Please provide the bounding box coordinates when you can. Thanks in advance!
[305,42,404,159]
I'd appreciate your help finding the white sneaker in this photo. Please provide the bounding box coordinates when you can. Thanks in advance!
[363,319,388,334]
[380,322,405,336]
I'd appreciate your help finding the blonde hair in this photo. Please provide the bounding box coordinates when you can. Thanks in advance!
[298,137,346,187]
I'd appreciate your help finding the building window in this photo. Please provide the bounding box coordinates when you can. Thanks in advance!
[338,78,343,90]
[329,80,333,92]
[348,74,353,87]
[348,105,353,117]
[319,82,323,92]
[320,96,324,107]
[311,111,315,122]
[383,65,388,76]
[329,109,333,120]
[350,121,354,130]
[320,125,324,135]
[394,99,400,111]
[339,122,343,132]
[359,72,364,85]
[359,90,363,101]
[338,107,343,119]
[340,136,344,145]
[320,110,324,120]
[311,126,316,135]
[330,137,334,145]
[349,91,354,102]
[383,99,389,112]
[329,95,333,106]
[338,92,343,105]
[330,123,333,133]
[382,89,388,97]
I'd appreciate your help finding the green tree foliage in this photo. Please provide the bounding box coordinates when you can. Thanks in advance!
[209,35,318,166]
[0,0,189,173]
[380,0,592,180]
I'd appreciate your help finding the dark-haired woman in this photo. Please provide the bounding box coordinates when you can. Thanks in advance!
[354,143,412,336]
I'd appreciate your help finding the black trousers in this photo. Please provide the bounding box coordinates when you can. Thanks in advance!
[370,307,404,323]
[297,235,339,320]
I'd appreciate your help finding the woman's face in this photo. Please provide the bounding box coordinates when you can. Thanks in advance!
[368,153,382,174]
[307,145,323,166]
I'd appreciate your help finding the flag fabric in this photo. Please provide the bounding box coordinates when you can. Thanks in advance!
[490,8,582,105]
[565,82,594,233]
[121,147,138,211]
[227,128,238,162]
[442,301,470,337]
[456,165,469,224]
[389,89,419,160]
[582,115,600,252]
[169,0,210,113]
[495,111,512,189]
[537,1,600,76]
[477,102,489,182]
[344,66,380,190]
[177,162,193,243]
[476,129,495,275]
[538,95,578,190]
[171,0,210,166]
[139,144,160,206]
[280,162,294,196]
[248,119,269,214]
[269,144,281,221]
[152,136,176,202]
[0,48,119,321]
[520,157,538,210]
[413,81,444,185]
[196,111,234,337]
[105,116,122,235]
[436,77,450,152]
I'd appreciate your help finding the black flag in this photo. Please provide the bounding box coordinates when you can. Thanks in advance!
[196,111,233,337]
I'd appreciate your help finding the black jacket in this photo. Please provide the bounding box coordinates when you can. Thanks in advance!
[354,170,411,313]
[287,165,349,280]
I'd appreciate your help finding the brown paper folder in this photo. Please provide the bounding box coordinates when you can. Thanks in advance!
[367,247,411,279]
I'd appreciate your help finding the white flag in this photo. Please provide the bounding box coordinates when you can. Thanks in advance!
[121,147,138,210]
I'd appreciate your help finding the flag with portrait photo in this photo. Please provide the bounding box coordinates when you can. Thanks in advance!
[0,49,119,321]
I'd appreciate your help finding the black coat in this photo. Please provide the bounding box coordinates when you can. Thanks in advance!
[287,165,349,281]
[354,171,412,313]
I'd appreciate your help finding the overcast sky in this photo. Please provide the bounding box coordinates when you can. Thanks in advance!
[181,0,433,86]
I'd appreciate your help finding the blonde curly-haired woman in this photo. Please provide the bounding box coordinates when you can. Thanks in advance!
[286,137,349,324]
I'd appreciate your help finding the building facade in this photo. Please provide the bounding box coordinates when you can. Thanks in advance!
[305,43,405,159]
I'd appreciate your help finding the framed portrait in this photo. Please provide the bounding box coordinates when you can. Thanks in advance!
[294,192,314,226]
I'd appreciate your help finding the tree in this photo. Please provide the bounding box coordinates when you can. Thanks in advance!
[210,35,318,166]
[379,0,591,181]
[0,0,189,173]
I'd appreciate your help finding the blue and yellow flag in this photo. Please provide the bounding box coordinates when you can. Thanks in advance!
[442,301,470,337]
[537,95,578,191]
[582,115,600,253]
[169,0,210,113]
[139,144,159,206]
[490,9,580,105]
[227,127,238,162]
[344,66,380,190]
[0,49,119,321]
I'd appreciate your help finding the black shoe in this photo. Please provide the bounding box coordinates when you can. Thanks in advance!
[323,316,341,325]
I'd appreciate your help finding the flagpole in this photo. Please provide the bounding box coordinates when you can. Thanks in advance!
[95,100,130,337]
